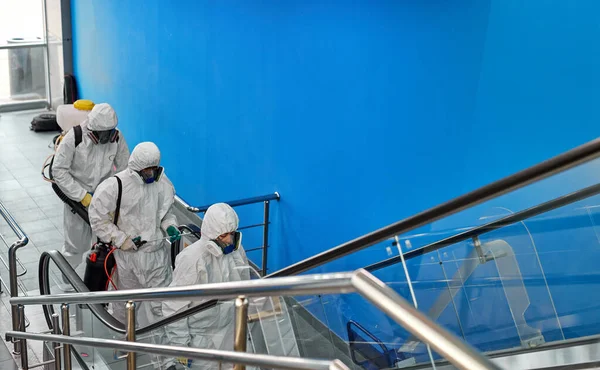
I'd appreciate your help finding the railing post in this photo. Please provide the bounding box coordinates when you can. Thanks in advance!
[18,304,28,369]
[234,296,249,370]
[9,243,21,354]
[62,304,72,370]
[126,301,136,370]
[262,201,270,277]
[52,313,62,370]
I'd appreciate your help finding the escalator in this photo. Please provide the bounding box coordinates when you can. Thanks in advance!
[36,181,600,369]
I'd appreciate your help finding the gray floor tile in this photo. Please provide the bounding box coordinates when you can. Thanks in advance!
[39,205,63,219]
[35,242,63,253]
[9,246,40,264]
[0,171,15,183]
[31,194,63,209]
[0,196,38,213]
[1,160,35,172]
[0,358,18,370]
[24,185,54,198]
[0,151,29,163]
[10,208,49,224]
[8,167,41,180]
[0,223,18,238]
[0,340,12,362]
[0,188,31,202]
[48,216,63,230]
[19,277,40,292]
[19,261,40,279]
[0,180,22,192]
[18,219,58,235]
[27,229,63,248]
[15,176,47,190]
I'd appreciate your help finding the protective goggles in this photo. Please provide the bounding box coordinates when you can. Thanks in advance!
[137,166,164,184]
[213,231,241,255]
[88,129,118,144]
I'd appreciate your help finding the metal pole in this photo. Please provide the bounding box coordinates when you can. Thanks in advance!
[51,314,61,370]
[126,301,136,370]
[18,305,28,369]
[41,0,52,109]
[234,296,249,370]
[262,201,270,277]
[60,0,74,76]
[9,243,21,354]
[6,331,349,370]
[62,304,72,370]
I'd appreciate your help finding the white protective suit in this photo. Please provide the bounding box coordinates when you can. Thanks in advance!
[52,103,129,270]
[163,203,250,370]
[89,142,177,326]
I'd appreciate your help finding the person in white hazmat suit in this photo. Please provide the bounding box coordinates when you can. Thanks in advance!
[89,142,181,326]
[163,203,250,370]
[52,103,130,272]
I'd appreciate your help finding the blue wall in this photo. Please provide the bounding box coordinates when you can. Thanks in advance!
[71,0,600,355]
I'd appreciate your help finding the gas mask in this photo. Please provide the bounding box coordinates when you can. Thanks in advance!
[88,129,118,144]
[137,166,163,184]
[213,231,242,255]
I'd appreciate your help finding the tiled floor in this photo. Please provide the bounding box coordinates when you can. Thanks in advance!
[0,109,64,366]
[0,340,18,370]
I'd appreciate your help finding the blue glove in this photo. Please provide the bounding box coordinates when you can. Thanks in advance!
[167,226,181,243]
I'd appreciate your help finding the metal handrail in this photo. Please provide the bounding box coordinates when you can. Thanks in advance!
[0,42,47,50]
[0,201,27,240]
[16,269,500,370]
[268,138,600,277]
[176,192,280,213]
[4,332,349,370]
[365,181,600,272]
[24,272,355,305]
[0,199,29,354]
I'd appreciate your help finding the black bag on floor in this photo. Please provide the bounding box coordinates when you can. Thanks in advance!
[63,74,78,104]
[30,113,61,132]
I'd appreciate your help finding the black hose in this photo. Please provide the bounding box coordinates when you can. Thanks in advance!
[51,183,90,225]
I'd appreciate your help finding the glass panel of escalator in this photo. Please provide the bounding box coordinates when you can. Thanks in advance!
[478,218,561,347]
[384,192,600,366]
[518,197,600,341]
[387,217,559,360]
[290,239,436,369]
[43,254,106,369]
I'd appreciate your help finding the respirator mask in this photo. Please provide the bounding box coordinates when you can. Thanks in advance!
[137,166,164,184]
[89,129,118,144]
[213,231,242,255]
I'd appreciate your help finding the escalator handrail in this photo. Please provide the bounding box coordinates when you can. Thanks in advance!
[267,138,600,278]
[39,250,220,335]
[364,181,600,272]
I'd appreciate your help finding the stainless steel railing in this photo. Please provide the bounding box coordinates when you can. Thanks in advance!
[11,269,500,370]
[6,331,349,370]
[0,199,30,355]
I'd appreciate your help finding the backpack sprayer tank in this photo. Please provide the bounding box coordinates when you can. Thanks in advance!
[83,241,116,292]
